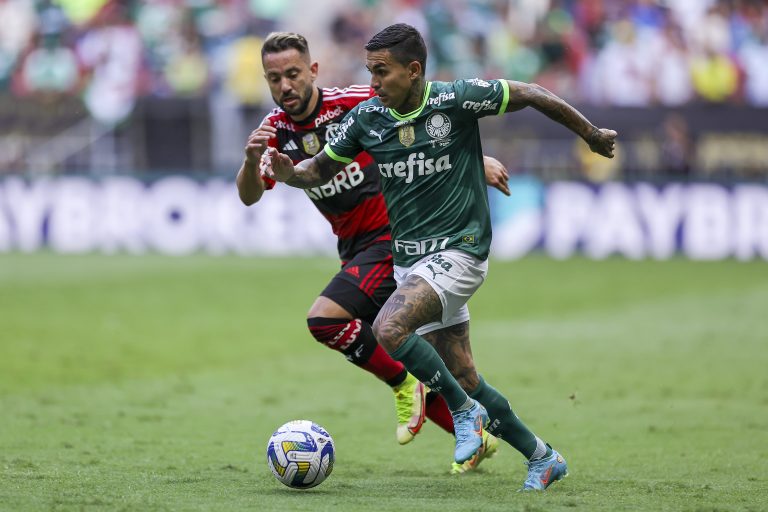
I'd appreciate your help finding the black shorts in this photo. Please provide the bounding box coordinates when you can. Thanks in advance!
[320,241,396,325]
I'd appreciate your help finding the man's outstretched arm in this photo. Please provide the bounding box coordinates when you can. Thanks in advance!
[261,147,346,188]
[504,81,617,158]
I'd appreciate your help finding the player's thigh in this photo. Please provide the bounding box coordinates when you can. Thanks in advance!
[307,295,352,319]
[400,249,488,332]
[318,243,396,323]
[374,274,443,341]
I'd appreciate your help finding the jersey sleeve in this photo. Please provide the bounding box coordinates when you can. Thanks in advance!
[323,106,365,165]
[453,78,510,120]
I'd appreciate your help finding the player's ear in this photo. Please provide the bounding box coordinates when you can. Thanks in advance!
[407,61,422,80]
[310,61,319,80]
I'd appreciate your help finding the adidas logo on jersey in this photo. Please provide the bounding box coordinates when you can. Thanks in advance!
[378,152,452,183]
[282,140,299,152]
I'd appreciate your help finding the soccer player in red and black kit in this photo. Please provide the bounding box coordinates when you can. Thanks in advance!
[236,32,509,473]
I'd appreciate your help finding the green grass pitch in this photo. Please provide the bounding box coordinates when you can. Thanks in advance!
[1,254,766,511]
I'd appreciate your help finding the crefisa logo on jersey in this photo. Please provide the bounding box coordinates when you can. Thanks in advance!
[378,152,452,183]
[462,100,499,113]
[427,91,455,107]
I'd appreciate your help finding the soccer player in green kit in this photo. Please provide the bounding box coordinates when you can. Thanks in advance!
[262,23,617,490]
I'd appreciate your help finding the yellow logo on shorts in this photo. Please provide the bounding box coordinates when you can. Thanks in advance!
[462,235,476,244]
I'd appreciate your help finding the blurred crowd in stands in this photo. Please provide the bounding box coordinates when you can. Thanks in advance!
[1,0,767,124]
[1,0,766,179]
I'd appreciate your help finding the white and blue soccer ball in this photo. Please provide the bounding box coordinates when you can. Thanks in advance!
[266,420,335,489]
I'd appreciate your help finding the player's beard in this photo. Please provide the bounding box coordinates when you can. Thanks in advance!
[279,85,313,118]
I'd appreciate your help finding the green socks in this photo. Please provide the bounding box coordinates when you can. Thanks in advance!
[390,337,553,460]
[389,333,469,411]
[469,375,548,459]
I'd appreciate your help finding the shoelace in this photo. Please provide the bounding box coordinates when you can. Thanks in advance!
[525,455,549,469]
[452,407,477,443]
[394,387,414,422]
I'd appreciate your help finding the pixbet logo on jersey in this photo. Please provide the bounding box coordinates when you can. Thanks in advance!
[377,152,452,183]
[314,106,344,127]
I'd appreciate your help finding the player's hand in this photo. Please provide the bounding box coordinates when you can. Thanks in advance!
[483,156,510,196]
[245,120,277,165]
[587,128,618,158]
[261,147,296,182]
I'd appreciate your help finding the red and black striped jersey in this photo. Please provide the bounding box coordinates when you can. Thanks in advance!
[261,86,391,261]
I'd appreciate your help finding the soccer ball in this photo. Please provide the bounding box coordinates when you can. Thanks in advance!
[266,420,335,489]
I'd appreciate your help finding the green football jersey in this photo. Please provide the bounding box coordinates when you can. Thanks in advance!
[324,79,510,266]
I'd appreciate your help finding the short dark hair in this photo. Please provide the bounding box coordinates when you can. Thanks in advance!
[261,32,310,59]
[365,23,427,75]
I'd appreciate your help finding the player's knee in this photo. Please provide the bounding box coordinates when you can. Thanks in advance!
[307,317,362,351]
[307,317,342,345]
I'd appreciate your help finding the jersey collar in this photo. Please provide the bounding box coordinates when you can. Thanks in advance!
[388,81,432,121]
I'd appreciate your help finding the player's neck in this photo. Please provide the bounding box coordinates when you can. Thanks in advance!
[393,77,426,115]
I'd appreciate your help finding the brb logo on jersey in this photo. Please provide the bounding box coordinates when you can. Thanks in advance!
[425,113,451,139]
[378,152,452,183]
[305,161,365,200]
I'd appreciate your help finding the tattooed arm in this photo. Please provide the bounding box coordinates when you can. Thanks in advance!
[505,81,617,158]
[261,147,346,188]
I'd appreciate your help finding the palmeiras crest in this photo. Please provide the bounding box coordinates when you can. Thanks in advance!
[426,113,451,139]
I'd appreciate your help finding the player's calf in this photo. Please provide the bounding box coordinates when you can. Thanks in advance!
[307,317,426,444]
[306,317,406,384]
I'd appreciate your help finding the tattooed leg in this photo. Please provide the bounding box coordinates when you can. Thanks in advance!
[372,274,441,353]
[373,275,471,411]
[422,321,480,392]
[425,321,544,458]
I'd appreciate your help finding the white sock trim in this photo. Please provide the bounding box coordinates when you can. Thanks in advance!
[529,437,547,461]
